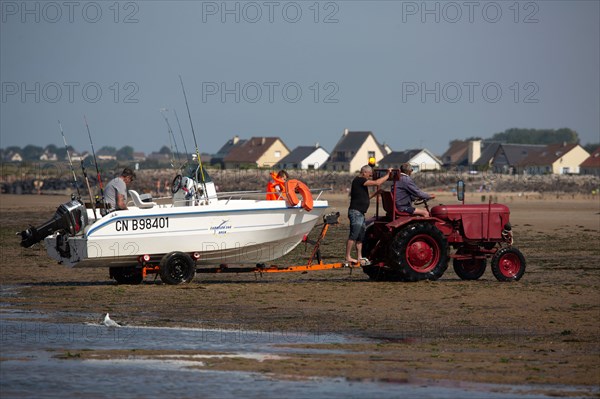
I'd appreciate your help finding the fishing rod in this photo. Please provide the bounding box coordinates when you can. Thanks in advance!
[81,159,97,219]
[58,120,81,199]
[159,108,181,168]
[179,75,208,200]
[173,109,190,164]
[83,116,106,210]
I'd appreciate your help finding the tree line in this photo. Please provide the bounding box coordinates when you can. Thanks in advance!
[489,128,580,145]
[452,128,597,152]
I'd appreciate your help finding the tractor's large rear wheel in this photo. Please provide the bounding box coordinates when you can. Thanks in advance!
[361,225,396,281]
[361,225,379,263]
[491,247,526,281]
[453,248,487,280]
[388,223,448,282]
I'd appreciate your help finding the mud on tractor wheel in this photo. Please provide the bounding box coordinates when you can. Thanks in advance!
[387,223,448,282]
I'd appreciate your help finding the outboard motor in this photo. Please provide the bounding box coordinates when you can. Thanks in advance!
[19,200,88,248]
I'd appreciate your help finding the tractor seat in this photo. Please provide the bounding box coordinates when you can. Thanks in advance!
[380,191,412,217]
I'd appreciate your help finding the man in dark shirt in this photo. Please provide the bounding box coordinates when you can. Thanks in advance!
[346,165,392,265]
[395,163,435,217]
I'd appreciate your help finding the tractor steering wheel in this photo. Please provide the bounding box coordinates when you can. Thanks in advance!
[414,198,431,213]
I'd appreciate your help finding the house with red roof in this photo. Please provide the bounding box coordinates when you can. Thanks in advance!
[580,147,600,176]
[223,137,290,169]
[440,140,470,167]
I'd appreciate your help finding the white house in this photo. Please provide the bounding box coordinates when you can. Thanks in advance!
[39,151,58,161]
[7,152,23,162]
[379,149,442,171]
[70,152,90,162]
[277,145,330,170]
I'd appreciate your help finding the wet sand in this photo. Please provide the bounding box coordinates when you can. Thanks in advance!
[1,193,599,396]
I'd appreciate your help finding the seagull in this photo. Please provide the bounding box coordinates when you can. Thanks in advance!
[102,313,121,328]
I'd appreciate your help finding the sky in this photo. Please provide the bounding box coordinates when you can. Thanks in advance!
[1,0,599,157]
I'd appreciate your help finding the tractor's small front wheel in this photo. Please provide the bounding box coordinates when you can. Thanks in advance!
[160,252,196,285]
[491,247,526,282]
[453,248,487,280]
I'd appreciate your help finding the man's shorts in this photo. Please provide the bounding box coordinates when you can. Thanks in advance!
[398,206,416,214]
[348,209,366,242]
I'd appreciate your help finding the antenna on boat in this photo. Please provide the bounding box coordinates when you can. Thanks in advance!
[58,120,81,199]
[159,108,181,168]
[179,75,208,199]
[173,109,191,164]
[84,116,106,211]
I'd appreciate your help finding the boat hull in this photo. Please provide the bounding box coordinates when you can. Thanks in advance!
[45,199,328,268]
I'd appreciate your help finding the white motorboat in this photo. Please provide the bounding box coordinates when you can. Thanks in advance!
[19,165,328,284]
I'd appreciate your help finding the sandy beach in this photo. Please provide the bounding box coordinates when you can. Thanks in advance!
[1,191,599,396]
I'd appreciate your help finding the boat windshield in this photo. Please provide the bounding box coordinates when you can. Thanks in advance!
[182,163,213,183]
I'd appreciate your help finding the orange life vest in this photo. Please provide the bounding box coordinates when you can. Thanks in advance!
[284,179,314,212]
[266,172,286,200]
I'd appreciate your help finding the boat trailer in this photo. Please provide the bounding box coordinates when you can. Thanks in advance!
[137,211,352,282]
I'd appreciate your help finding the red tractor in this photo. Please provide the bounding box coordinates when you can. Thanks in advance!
[362,169,526,282]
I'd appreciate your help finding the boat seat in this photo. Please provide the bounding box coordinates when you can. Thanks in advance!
[128,190,157,209]
[380,191,411,217]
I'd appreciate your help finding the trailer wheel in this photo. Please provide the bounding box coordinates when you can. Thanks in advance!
[110,266,143,285]
[160,252,196,285]
[453,249,487,280]
[491,247,526,282]
[388,223,448,282]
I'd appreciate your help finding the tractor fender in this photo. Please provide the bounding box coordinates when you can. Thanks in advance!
[386,215,437,230]
[387,217,453,238]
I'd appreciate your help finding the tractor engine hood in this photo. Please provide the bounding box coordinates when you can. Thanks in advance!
[430,204,510,241]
